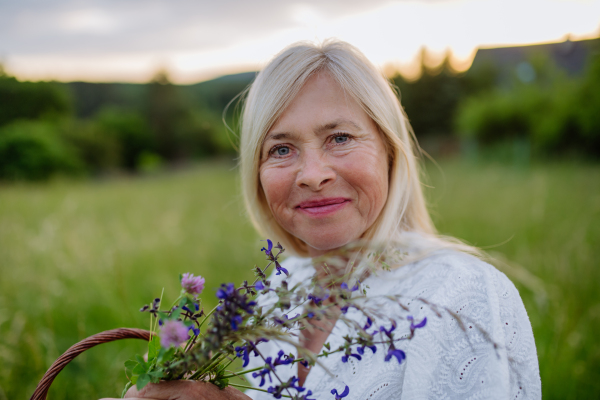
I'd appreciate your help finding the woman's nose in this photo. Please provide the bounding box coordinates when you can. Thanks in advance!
[295,151,336,191]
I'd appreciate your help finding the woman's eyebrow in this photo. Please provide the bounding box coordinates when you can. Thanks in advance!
[314,119,361,134]
[264,119,361,143]
[265,132,294,141]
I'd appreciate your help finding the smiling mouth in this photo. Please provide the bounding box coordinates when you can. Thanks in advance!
[296,198,350,216]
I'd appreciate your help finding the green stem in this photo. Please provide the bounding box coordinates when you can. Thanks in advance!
[190,343,234,379]
[197,303,220,330]
[220,365,264,379]
[228,383,291,398]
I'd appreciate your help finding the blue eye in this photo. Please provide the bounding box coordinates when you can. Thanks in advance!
[334,135,349,143]
[276,146,290,156]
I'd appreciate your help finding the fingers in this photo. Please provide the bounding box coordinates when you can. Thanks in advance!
[123,380,251,400]
[100,398,159,400]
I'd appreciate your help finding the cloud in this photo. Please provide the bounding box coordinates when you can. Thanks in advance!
[0,0,394,55]
[2,0,598,83]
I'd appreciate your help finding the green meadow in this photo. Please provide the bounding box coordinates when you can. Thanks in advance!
[0,159,598,399]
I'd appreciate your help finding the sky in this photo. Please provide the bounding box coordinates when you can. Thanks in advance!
[1,0,599,83]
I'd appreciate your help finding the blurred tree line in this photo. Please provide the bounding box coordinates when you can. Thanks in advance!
[392,41,600,160]
[0,66,245,181]
[1,39,599,181]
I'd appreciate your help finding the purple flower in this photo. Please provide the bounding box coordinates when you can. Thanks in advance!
[261,239,273,256]
[216,283,235,300]
[308,288,330,306]
[235,345,251,368]
[340,282,360,292]
[252,357,274,387]
[267,376,306,399]
[159,320,189,348]
[236,339,269,368]
[357,345,377,355]
[275,261,289,276]
[273,350,295,366]
[341,353,361,363]
[331,385,350,399]
[407,315,427,332]
[273,313,300,326]
[181,273,205,295]
[380,321,397,338]
[300,390,315,400]
[340,304,356,314]
[255,280,265,290]
[384,346,406,364]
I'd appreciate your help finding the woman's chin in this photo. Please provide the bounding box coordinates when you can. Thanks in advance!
[304,234,359,258]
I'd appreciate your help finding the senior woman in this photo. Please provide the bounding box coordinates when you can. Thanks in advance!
[116,40,541,399]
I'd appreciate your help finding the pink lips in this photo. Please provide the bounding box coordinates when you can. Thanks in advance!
[296,197,350,217]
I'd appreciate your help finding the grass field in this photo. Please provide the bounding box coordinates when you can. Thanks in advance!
[0,159,598,399]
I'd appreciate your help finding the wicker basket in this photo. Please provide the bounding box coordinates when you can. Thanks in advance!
[30,328,151,400]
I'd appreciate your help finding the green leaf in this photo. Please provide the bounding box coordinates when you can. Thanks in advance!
[171,306,183,320]
[149,370,164,383]
[212,377,229,389]
[149,370,164,378]
[136,373,152,391]
[132,363,147,375]
[158,311,168,321]
[124,360,138,375]
[148,336,160,361]
[158,346,176,364]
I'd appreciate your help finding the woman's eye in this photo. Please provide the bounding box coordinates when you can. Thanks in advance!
[275,146,290,156]
[334,135,349,144]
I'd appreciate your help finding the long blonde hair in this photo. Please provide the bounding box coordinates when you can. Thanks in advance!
[239,39,475,259]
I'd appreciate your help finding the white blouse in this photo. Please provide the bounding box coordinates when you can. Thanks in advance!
[245,247,541,400]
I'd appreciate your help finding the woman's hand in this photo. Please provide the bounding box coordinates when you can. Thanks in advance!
[100,381,252,400]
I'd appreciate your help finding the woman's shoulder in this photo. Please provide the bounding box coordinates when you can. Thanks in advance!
[386,248,520,301]
[415,249,524,306]
[393,249,541,399]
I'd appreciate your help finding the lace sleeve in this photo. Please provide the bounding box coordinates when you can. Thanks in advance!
[400,253,541,400]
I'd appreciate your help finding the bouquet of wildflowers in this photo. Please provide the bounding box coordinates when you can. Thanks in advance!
[123,240,430,399]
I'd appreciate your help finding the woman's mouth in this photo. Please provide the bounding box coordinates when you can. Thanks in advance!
[296,198,350,217]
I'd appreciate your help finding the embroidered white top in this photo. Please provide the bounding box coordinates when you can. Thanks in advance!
[245,246,541,400]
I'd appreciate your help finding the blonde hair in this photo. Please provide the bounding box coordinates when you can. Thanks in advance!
[239,39,474,258]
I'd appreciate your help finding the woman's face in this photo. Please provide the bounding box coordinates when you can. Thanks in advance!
[259,71,389,257]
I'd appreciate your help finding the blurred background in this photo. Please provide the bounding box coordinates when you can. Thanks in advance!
[0,0,599,399]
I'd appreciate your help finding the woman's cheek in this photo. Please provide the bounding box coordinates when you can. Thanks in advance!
[260,167,294,213]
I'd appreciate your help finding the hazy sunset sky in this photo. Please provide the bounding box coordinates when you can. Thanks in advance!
[2,0,599,83]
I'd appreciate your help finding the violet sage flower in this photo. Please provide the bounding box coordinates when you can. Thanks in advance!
[385,345,406,364]
[407,315,427,336]
[331,385,350,399]
[261,239,273,256]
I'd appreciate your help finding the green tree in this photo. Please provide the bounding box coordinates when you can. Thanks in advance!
[0,120,83,180]
[94,107,154,170]
[0,69,72,127]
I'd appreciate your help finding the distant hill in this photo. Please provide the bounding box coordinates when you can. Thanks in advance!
[66,71,257,119]
[182,71,257,114]
[66,38,600,119]
[469,37,600,84]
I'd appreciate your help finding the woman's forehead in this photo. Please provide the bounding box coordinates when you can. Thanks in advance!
[266,74,368,135]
